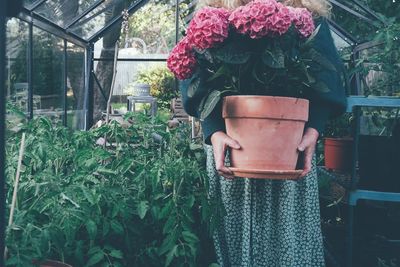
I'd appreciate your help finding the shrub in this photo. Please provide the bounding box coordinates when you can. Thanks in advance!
[136,67,177,109]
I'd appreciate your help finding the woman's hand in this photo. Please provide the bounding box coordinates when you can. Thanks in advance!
[297,127,319,177]
[210,131,241,179]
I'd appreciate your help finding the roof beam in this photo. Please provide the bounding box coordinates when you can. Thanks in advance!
[27,0,47,12]
[65,0,105,29]
[330,0,377,26]
[18,9,88,47]
[89,0,149,43]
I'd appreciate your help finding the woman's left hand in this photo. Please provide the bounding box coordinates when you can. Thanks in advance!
[297,127,319,177]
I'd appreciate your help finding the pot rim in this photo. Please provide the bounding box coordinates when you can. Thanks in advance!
[222,95,309,121]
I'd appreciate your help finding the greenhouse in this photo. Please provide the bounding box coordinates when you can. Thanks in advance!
[0,0,400,266]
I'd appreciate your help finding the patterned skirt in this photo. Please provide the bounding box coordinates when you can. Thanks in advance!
[205,145,325,267]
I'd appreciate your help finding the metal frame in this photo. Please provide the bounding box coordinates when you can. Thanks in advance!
[0,3,7,267]
[89,0,149,43]
[28,22,34,119]
[18,11,88,47]
[1,1,396,265]
[65,0,105,29]
[63,39,68,126]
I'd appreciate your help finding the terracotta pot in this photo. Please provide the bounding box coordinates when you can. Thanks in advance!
[324,137,353,172]
[222,95,309,179]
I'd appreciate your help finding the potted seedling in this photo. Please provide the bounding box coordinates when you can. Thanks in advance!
[323,113,353,172]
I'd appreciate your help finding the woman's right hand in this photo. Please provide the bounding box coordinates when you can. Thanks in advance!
[210,131,241,178]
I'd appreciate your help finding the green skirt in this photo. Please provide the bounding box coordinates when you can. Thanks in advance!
[205,145,325,267]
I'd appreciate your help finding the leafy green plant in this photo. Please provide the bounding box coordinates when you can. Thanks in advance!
[323,113,353,138]
[136,66,177,109]
[5,109,219,267]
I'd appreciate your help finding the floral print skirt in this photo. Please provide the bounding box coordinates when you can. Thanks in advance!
[205,145,325,267]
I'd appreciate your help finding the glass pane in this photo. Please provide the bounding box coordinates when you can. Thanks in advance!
[6,18,29,114]
[67,43,86,129]
[35,0,101,28]
[23,0,42,9]
[122,0,177,58]
[69,0,129,40]
[178,0,196,40]
[331,0,381,43]
[32,27,65,122]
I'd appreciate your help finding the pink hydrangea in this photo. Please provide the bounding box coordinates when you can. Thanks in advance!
[186,7,230,50]
[288,6,315,37]
[167,37,197,80]
[229,0,277,38]
[229,0,294,38]
[267,2,293,35]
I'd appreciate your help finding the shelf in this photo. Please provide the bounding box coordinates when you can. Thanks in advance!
[347,96,400,111]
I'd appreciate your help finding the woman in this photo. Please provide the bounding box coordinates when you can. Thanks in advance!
[181,0,347,266]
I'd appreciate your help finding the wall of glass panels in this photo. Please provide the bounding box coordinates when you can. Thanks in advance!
[67,43,85,129]
[5,18,29,114]
[32,27,65,122]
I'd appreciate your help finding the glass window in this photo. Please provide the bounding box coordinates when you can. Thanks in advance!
[331,0,381,43]
[35,0,101,28]
[69,0,129,40]
[67,43,86,129]
[32,27,65,122]
[6,18,29,114]
[357,44,400,97]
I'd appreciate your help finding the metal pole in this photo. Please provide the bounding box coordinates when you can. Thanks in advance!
[28,22,33,118]
[0,1,7,265]
[84,43,94,130]
[63,39,68,126]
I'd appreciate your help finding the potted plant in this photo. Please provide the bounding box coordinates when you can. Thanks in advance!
[167,0,338,178]
[323,113,353,172]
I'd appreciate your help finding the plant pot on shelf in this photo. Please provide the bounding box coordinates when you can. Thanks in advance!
[222,95,309,179]
[324,137,353,172]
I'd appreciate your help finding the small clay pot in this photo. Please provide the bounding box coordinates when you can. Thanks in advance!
[324,137,353,172]
[222,95,309,179]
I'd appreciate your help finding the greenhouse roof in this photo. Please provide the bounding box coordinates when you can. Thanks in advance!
[18,0,387,48]
[20,0,151,45]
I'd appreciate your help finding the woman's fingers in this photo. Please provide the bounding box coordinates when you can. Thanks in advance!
[211,131,241,178]
[298,127,319,177]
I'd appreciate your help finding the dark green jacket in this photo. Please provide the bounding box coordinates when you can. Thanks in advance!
[180,19,347,144]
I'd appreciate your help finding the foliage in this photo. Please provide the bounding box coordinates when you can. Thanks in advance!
[11,30,63,97]
[323,113,353,137]
[126,1,177,54]
[333,0,400,97]
[5,110,219,266]
[136,66,177,109]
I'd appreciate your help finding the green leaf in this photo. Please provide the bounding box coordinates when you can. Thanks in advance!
[165,245,178,267]
[86,251,104,266]
[111,220,124,235]
[163,216,176,234]
[109,249,123,259]
[137,200,149,219]
[200,90,221,120]
[208,264,220,267]
[187,77,200,98]
[214,42,251,64]
[86,219,97,240]
[207,65,231,82]
[303,24,321,47]
[182,231,199,244]
[262,46,285,69]
[159,201,173,219]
